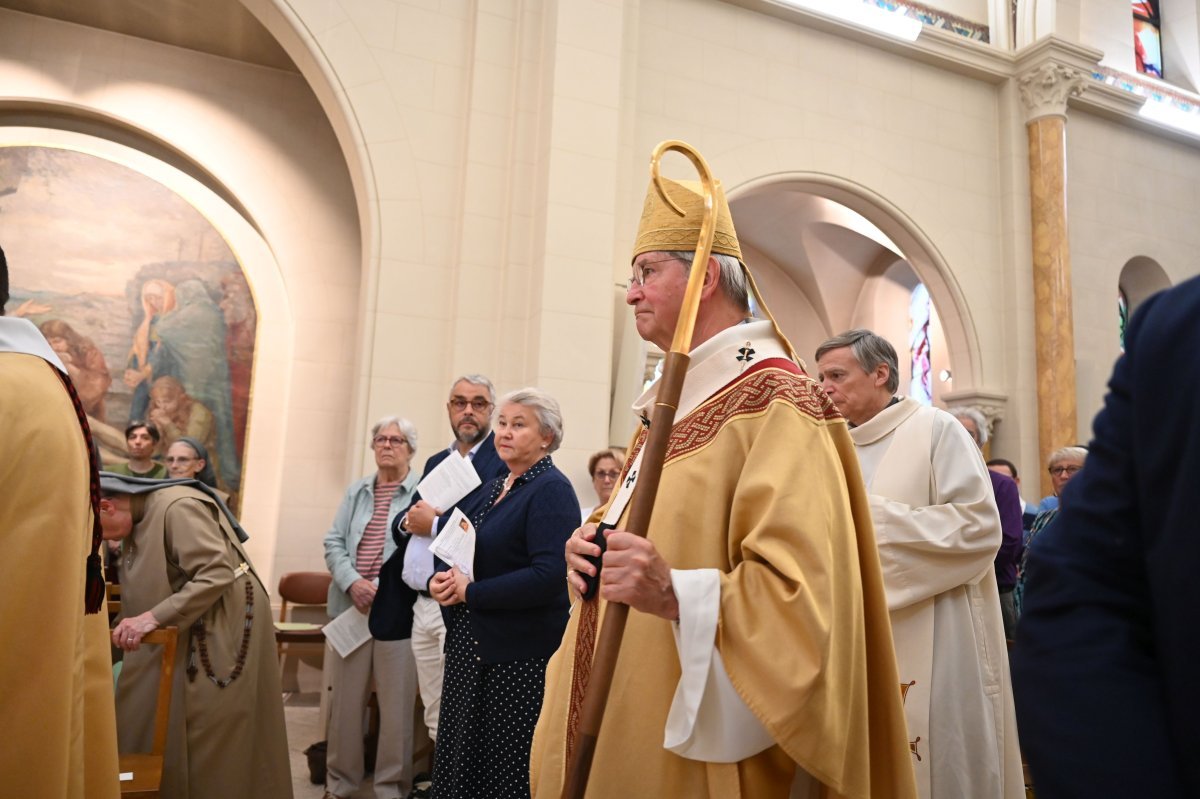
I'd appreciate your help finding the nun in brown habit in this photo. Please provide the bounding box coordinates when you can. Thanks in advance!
[100,473,292,799]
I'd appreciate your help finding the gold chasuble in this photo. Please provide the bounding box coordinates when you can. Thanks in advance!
[530,322,915,799]
[0,343,120,799]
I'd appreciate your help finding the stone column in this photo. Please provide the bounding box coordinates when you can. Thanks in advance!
[1017,62,1086,497]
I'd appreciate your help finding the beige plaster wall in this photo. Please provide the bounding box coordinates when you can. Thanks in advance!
[1066,110,1200,438]
[255,0,620,503]
[627,0,1007,393]
[0,7,361,592]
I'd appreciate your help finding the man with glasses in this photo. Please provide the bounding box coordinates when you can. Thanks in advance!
[533,180,914,798]
[377,375,506,793]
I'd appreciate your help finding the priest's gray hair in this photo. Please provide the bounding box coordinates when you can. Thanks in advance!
[668,251,750,314]
[949,406,989,446]
[815,329,901,394]
[371,415,419,454]
[497,387,564,453]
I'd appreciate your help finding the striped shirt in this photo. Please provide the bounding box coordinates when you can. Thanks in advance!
[356,479,400,581]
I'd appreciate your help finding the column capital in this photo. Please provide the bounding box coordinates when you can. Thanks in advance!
[1017,62,1088,122]
[942,389,1009,438]
[1013,35,1101,123]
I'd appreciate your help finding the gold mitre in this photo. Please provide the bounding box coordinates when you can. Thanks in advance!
[632,177,743,263]
[631,170,804,365]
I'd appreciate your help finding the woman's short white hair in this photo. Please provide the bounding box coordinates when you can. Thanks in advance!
[1048,445,1087,467]
[949,406,989,446]
[370,415,418,454]
[495,388,564,453]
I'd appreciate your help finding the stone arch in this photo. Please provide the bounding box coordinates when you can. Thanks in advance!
[729,172,982,393]
[1119,255,1172,311]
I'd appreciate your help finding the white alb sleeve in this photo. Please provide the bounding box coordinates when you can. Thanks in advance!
[663,568,776,762]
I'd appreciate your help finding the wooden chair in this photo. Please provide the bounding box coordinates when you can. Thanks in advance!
[119,627,178,798]
[275,571,332,657]
[106,582,122,619]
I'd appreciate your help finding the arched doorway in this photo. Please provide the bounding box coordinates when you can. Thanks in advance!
[729,174,979,402]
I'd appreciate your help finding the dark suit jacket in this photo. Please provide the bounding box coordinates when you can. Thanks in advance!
[1012,276,1200,798]
[368,433,506,640]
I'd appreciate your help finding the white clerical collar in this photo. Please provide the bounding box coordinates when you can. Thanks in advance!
[0,317,67,373]
[849,395,922,446]
[632,319,789,425]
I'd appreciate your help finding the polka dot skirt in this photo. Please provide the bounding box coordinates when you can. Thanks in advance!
[431,605,549,799]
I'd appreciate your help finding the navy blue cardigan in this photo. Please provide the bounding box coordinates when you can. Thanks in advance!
[436,457,577,664]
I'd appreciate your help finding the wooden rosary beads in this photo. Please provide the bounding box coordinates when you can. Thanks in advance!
[187,579,255,688]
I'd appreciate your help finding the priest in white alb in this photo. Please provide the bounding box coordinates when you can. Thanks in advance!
[815,330,1023,799]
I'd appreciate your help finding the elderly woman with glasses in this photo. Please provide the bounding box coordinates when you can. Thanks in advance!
[1014,445,1088,618]
[164,436,219,488]
[582,447,625,523]
[322,416,422,799]
[428,388,578,799]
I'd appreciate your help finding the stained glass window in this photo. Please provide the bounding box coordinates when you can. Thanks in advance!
[909,283,932,405]
[1118,288,1129,353]
[1133,0,1163,79]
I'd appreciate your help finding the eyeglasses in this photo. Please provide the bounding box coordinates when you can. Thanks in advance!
[373,435,408,449]
[449,398,492,412]
[594,470,621,481]
[626,257,681,291]
[1048,465,1082,477]
[165,456,195,464]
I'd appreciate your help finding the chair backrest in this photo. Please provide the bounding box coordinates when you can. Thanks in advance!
[139,627,178,757]
[277,571,332,622]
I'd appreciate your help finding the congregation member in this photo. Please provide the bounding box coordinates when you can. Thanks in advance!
[580,447,623,522]
[107,420,168,479]
[430,388,578,799]
[0,245,120,799]
[986,458,1038,532]
[1012,445,1087,617]
[101,472,291,799]
[373,375,506,779]
[1013,275,1200,798]
[323,417,421,799]
[534,176,914,797]
[816,329,1022,798]
[949,406,1024,637]
[164,436,218,488]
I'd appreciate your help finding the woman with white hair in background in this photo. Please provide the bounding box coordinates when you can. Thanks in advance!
[322,416,422,799]
[428,388,578,799]
[1013,445,1088,619]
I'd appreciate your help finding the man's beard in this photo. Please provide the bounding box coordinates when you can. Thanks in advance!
[455,421,489,447]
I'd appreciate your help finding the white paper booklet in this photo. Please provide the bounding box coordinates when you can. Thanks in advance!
[323,605,373,658]
[415,451,482,511]
[428,507,477,581]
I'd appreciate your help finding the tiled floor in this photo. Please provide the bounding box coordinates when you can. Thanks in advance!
[284,694,382,799]
[285,692,431,799]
